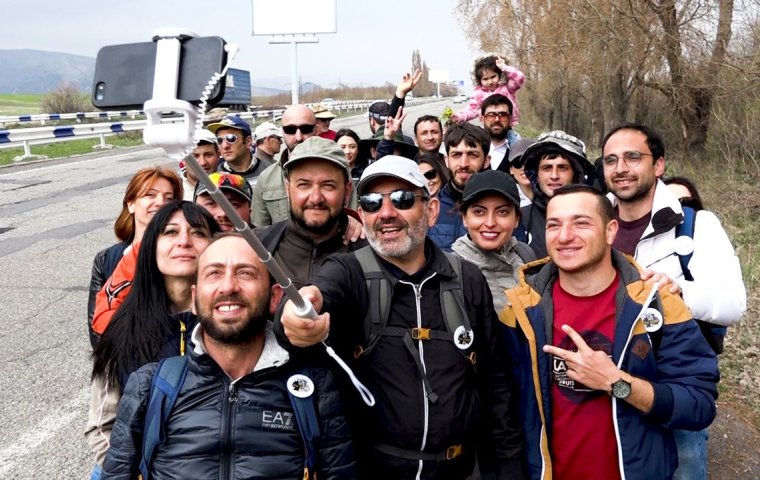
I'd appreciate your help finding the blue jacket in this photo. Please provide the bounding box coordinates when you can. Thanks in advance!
[499,251,719,480]
[429,183,467,252]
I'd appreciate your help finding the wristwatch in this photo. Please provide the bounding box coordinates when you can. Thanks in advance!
[611,376,632,399]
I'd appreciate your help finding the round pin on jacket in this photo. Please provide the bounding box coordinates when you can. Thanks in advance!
[287,374,314,398]
[454,325,474,350]
[674,235,695,256]
[640,307,664,333]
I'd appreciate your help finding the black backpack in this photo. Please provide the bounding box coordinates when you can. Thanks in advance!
[352,246,475,404]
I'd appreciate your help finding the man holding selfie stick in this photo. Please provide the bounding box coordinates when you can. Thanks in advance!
[277,155,524,479]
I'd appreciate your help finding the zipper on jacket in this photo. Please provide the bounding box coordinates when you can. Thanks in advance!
[220,380,238,480]
[400,273,436,480]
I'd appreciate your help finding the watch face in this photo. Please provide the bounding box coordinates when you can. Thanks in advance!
[612,379,631,399]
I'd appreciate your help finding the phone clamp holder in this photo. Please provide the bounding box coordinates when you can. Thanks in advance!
[142,28,199,160]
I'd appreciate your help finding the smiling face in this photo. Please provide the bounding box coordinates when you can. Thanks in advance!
[545,191,617,275]
[359,177,438,263]
[128,177,176,236]
[155,211,213,280]
[463,194,519,252]
[286,159,350,238]
[193,236,282,344]
[537,155,574,197]
[603,128,664,205]
[195,191,251,233]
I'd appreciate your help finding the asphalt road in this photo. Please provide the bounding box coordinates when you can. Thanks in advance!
[0,101,450,479]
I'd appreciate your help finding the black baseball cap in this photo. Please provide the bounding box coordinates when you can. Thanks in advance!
[460,170,521,211]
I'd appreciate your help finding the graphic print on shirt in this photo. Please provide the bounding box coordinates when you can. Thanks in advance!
[552,329,614,403]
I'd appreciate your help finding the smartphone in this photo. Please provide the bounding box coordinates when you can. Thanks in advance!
[92,36,228,109]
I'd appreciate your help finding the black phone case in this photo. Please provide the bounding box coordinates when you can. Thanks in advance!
[92,36,227,110]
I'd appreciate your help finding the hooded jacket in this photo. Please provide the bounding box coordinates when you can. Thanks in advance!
[608,180,746,326]
[499,252,719,480]
[429,183,467,252]
[102,323,356,479]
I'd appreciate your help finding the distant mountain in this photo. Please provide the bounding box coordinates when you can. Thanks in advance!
[0,49,95,94]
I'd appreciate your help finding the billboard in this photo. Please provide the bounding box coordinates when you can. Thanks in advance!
[252,0,337,36]
[428,69,450,83]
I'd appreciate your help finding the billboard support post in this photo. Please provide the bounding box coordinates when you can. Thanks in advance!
[268,35,318,105]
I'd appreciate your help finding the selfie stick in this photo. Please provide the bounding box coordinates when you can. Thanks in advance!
[142,29,374,406]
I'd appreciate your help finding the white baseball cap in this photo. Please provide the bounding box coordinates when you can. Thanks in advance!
[358,155,430,196]
[254,122,283,142]
[194,129,218,146]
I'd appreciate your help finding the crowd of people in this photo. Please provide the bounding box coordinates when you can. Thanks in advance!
[84,55,747,480]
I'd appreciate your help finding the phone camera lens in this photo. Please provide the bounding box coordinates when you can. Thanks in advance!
[95,82,106,101]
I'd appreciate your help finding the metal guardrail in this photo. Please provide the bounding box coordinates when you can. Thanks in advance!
[0,97,436,160]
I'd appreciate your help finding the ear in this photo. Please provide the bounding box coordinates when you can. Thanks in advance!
[284,178,291,201]
[461,211,469,229]
[269,283,285,315]
[245,135,253,147]
[127,201,135,215]
[191,285,198,315]
[426,197,440,227]
[483,153,491,170]
[654,156,665,177]
[606,219,619,246]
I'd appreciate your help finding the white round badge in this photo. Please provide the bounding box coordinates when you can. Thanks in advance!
[287,374,314,399]
[453,325,474,350]
[640,307,664,333]
[674,235,695,257]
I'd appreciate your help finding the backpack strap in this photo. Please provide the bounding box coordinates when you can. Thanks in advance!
[286,367,321,479]
[139,356,190,480]
[353,246,390,358]
[673,207,726,354]
[441,252,472,339]
[512,241,538,264]
[675,206,697,281]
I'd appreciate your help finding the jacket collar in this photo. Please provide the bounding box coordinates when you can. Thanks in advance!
[608,179,684,238]
[371,237,457,285]
[190,320,290,375]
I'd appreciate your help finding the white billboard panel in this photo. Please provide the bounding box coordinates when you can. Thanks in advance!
[428,69,450,83]
[252,0,337,36]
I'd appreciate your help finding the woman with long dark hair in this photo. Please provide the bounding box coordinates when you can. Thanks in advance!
[87,167,182,347]
[85,201,219,477]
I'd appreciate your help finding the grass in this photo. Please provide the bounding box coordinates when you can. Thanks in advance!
[0,93,45,115]
[665,158,760,429]
[0,132,144,166]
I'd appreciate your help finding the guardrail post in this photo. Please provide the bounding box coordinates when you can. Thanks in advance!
[23,140,31,157]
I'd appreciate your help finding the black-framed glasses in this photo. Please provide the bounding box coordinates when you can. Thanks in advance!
[359,190,427,213]
[483,111,510,121]
[217,133,240,144]
[602,151,653,167]
[282,124,316,135]
[422,170,438,180]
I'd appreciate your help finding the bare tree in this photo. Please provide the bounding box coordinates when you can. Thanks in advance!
[41,82,93,114]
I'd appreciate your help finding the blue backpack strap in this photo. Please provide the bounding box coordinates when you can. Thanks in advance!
[675,206,727,353]
[139,356,190,480]
[286,367,321,478]
[675,206,697,281]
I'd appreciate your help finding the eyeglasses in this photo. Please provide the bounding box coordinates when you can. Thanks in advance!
[282,124,316,135]
[216,134,240,144]
[602,151,653,167]
[359,190,427,213]
[422,170,438,180]
[483,111,510,121]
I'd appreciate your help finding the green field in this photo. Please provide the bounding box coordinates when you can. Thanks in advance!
[0,132,145,166]
[0,93,45,116]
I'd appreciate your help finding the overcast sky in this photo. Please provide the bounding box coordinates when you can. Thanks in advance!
[2,0,481,90]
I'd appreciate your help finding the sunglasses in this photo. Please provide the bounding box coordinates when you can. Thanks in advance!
[422,170,438,180]
[216,133,240,144]
[282,124,316,135]
[483,111,510,121]
[359,190,427,213]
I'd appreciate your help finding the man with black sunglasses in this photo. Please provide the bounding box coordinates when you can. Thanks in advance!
[208,115,272,188]
[602,123,746,480]
[252,105,317,228]
[277,155,524,479]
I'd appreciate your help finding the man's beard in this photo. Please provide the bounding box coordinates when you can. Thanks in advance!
[487,123,508,141]
[197,294,268,345]
[364,210,428,260]
[290,205,341,236]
